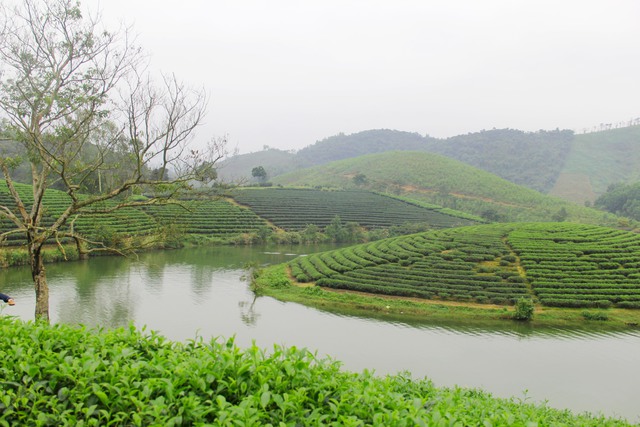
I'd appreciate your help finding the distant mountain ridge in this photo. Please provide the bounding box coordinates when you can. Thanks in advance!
[219,128,573,193]
[219,124,640,204]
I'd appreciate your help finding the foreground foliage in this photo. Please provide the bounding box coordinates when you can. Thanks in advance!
[0,317,631,426]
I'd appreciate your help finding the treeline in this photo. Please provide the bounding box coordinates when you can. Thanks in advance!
[247,215,435,246]
[431,128,574,193]
[595,182,640,221]
[296,129,430,167]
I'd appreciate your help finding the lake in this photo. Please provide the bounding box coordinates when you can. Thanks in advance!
[2,245,639,423]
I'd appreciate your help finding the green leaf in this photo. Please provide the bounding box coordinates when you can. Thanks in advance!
[260,391,271,409]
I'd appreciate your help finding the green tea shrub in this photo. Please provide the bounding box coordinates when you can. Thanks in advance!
[0,317,632,426]
[513,298,535,321]
[582,311,609,321]
[303,285,324,295]
[594,300,613,309]
[617,301,640,309]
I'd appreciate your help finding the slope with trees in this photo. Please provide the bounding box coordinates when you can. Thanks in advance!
[594,182,640,221]
[217,148,298,183]
[550,125,640,204]
[296,129,431,166]
[428,128,573,193]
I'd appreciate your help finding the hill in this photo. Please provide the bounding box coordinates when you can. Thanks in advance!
[287,222,640,309]
[271,151,618,225]
[218,128,573,193]
[216,148,298,183]
[427,128,573,193]
[296,129,431,166]
[550,125,640,204]
[216,129,429,183]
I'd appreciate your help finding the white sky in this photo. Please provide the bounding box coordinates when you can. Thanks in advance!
[86,0,640,154]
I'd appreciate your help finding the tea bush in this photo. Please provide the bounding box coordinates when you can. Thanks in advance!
[0,317,631,426]
[513,298,535,321]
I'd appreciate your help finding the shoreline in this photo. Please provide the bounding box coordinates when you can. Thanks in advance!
[255,264,640,330]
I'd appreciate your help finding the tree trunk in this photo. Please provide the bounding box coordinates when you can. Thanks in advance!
[74,236,89,260]
[30,245,50,323]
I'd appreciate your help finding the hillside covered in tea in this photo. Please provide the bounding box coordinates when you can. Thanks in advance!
[230,188,478,231]
[288,222,640,309]
[272,151,618,225]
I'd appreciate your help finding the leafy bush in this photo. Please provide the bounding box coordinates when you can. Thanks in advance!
[582,311,609,321]
[0,317,631,426]
[513,298,535,321]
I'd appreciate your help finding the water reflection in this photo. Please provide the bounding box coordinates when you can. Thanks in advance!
[52,260,138,328]
[2,245,640,422]
[239,296,260,326]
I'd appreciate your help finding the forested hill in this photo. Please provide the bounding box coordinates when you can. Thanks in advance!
[295,129,432,166]
[550,125,640,204]
[428,128,574,193]
[218,128,573,193]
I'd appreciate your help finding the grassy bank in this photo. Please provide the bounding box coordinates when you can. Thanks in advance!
[254,264,640,330]
[0,316,633,426]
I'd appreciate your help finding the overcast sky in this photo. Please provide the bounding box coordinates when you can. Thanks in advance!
[86,0,640,154]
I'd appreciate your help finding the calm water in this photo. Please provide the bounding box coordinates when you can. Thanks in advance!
[2,245,639,423]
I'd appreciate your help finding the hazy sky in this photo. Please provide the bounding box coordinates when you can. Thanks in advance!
[86,0,640,154]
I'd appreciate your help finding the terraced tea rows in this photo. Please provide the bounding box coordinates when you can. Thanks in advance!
[508,223,640,308]
[289,223,640,309]
[142,199,269,237]
[0,183,158,245]
[290,225,528,304]
[0,183,270,246]
[230,188,476,231]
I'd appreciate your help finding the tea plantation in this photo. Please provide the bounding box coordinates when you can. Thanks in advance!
[289,223,640,309]
[230,187,477,230]
[141,199,269,238]
[0,183,270,246]
[0,184,478,248]
[0,183,159,245]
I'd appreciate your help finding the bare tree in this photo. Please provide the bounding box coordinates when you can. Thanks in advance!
[0,0,225,322]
